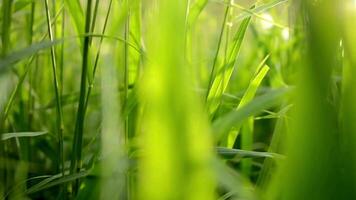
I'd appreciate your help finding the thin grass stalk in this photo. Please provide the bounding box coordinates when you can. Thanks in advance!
[27,0,36,128]
[89,0,100,45]
[206,4,230,101]
[1,0,13,57]
[59,0,65,94]
[70,0,93,194]
[84,0,113,114]
[124,2,130,198]
[0,0,14,196]
[44,0,65,177]
[124,0,130,140]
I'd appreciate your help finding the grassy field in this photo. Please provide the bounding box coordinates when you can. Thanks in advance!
[0,0,355,199]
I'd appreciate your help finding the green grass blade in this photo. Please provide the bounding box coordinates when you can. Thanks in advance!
[217,147,282,159]
[206,9,253,116]
[44,0,64,177]
[0,40,62,73]
[187,0,208,27]
[213,158,255,199]
[26,170,89,195]
[138,1,215,199]
[99,35,125,200]
[266,1,345,199]
[1,131,47,140]
[1,0,14,56]
[213,88,289,141]
[64,0,83,36]
[227,63,270,147]
[127,0,141,86]
[84,0,113,113]
[340,4,356,199]
[70,0,93,194]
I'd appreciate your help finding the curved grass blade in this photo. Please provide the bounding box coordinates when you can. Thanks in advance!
[0,40,62,73]
[26,170,89,195]
[0,33,142,74]
[187,0,208,27]
[213,88,290,141]
[64,0,83,35]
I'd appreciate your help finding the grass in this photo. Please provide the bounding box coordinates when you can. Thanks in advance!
[0,0,355,199]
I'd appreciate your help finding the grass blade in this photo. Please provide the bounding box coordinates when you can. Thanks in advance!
[0,40,62,73]
[44,0,65,177]
[206,7,253,116]
[64,0,83,36]
[138,1,215,199]
[227,59,270,148]
[1,131,47,140]
[1,0,14,56]
[187,0,208,27]
[213,88,290,141]
[217,147,282,159]
[70,0,93,194]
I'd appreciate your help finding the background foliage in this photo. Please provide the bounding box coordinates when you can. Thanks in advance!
[0,0,355,199]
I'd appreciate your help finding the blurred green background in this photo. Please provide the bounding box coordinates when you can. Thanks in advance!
[0,0,355,199]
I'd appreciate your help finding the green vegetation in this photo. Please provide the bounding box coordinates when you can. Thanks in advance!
[0,0,355,199]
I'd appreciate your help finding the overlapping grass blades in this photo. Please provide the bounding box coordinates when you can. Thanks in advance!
[206,4,253,116]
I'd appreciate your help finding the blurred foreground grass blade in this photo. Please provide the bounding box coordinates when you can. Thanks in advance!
[213,88,289,141]
[1,131,47,141]
[127,0,141,86]
[266,0,345,199]
[98,40,125,199]
[187,0,208,27]
[138,0,215,199]
[63,0,84,51]
[64,0,84,37]
[339,1,356,198]
[126,1,141,197]
[206,8,252,116]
